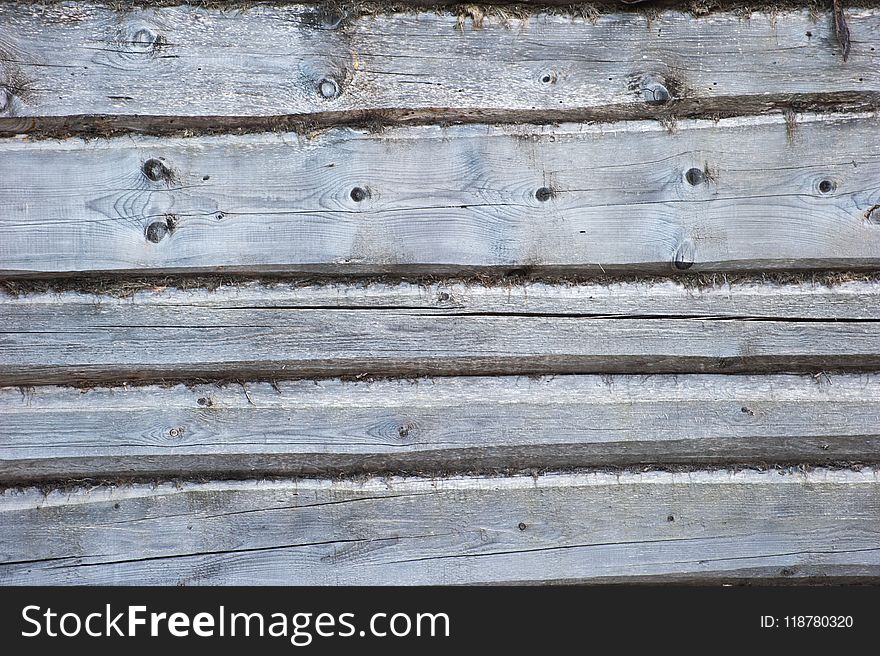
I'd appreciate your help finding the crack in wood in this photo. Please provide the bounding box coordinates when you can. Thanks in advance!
[833,0,852,62]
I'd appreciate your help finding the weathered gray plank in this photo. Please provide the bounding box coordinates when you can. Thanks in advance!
[4,113,880,276]
[5,277,880,384]
[2,469,878,584]
[2,374,878,482]
[7,277,880,319]
[0,4,873,122]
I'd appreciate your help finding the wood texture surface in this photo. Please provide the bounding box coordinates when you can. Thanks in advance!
[5,277,880,384]
[2,374,878,482]
[0,4,874,121]
[7,277,878,318]
[2,469,878,584]
[4,113,880,277]
[3,1,879,589]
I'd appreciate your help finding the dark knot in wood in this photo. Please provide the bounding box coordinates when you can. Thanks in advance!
[685,168,706,186]
[145,221,169,243]
[535,187,554,202]
[142,158,171,182]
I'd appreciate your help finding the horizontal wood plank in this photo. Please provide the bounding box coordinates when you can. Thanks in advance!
[4,113,880,277]
[2,374,879,482]
[6,277,879,319]
[5,278,880,384]
[0,5,874,122]
[2,469,878,584]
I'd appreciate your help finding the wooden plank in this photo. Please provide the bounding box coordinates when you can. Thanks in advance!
[5,278,880,384]
[2,469,878,584]
[2,374,879,482]
[7,277,880,319]
[0,4,874,122]
[4,113,880,277]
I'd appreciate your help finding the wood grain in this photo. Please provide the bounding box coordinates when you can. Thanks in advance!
[2,374,879,482]
[4,113,880,277]
[2,469,878,584]
[5,277,880,384]
[7,277,878,319]
[0,4,875,120]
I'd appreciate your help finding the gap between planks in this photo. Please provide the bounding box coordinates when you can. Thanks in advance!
[5,94,880,140]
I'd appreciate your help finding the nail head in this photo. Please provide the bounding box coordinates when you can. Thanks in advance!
[319,78,340,99]
[685,168,706,186]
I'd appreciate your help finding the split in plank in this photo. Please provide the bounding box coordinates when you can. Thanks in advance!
[2,374,879,482]
[2,468,879,584]
[4,113,880,277]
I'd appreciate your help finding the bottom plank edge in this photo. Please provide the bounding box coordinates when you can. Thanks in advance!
[1,469,878,585]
